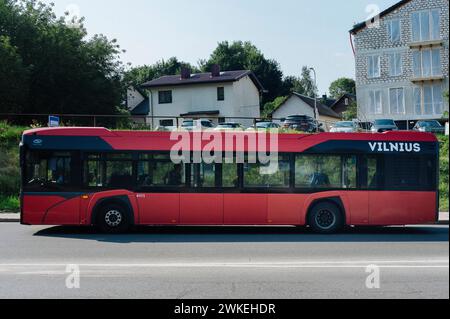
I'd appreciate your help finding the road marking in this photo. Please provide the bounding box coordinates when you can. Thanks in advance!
[0,260,448,269]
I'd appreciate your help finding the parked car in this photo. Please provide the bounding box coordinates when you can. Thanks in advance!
[282,115,324,133]
[413,120,445,134]
[330,121,360,133]
[155,125,177,132]
[214,122,245,132]
[181,119,215,131]
[371,119,399,133]
[247,121,281,131]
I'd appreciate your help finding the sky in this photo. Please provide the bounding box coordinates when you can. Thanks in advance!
[42,0,399,94]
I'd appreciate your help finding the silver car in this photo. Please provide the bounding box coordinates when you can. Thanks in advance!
[371,119,399,133]
[330,121,359,133]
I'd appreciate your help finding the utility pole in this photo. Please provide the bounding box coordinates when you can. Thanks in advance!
[309,67,319,132]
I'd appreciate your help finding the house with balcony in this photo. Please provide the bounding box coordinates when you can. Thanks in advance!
[350,0,449,129]
[131,66,265,128]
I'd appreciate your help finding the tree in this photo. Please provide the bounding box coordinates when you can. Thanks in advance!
[281,76,305,96]
[0,35,29,113]
[201,41,284,105]
[329,78,356,99]
[0,0,125,125]
[298,66,318,98]
[342,101,358,121]
[262,96,288,118]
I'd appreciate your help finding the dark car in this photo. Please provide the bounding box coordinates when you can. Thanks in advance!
[282,115,323,133]
[371,119,399,133]
[413,120,445,134]
[246,121,281,131]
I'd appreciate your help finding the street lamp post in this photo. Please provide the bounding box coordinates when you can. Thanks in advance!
[309,67,319,132]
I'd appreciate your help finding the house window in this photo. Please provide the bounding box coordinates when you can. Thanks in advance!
[389,52,403,76]
[412,10,440,42]
[344,98,349,106]
[368,90,382,115]
[368,55,381,78]
[389,88,405,115]
[387,19,401,43]
[158,90,172,104]
[217,87,225,101]
[415,84,444,115]
[412,49,441,78]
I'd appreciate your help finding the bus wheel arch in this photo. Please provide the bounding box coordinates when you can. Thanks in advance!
[91,196,134,233]
[306,198,346,234]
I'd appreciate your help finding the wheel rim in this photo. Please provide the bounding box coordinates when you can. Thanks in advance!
[104,210,123,228]
[315,209,336,230]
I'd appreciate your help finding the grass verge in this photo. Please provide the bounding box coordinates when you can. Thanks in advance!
[0,195,20,213]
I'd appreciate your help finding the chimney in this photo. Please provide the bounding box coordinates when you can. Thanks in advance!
[211,64,221,77]
[322,94,328,101]
[180,67,191,79]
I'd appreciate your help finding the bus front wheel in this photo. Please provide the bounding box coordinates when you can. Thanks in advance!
[97,203,130,234]
[308,202,344,234]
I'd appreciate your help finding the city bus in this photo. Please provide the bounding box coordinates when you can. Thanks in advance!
[20,127,439,233]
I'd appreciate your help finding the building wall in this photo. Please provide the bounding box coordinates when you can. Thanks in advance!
[126,88,145,111]
[353,0,449,123]
[272,96,315,120]
[232,75,261,127]
[148,76,260,128]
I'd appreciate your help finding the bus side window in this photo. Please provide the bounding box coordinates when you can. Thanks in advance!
[137,153,186,188]
[361,156,379,189]
[26,151,71,188]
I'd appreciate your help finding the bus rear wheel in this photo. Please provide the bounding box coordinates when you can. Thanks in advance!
[97,204,130,234]
[308,202,344,234]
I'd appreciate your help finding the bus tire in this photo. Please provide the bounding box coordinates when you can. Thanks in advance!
[308,201,344,234]
[96,203,130,234]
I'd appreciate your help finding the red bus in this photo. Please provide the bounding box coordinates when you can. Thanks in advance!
[20,127,439,233]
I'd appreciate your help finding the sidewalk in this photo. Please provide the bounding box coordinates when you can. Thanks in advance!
[1,212,449,224]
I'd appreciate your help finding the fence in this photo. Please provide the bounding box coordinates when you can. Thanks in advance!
[0,113,341,132]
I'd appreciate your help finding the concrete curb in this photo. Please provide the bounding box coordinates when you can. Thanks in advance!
[437,212,449,225]
[1,213,449,225]
[0,213,20,223]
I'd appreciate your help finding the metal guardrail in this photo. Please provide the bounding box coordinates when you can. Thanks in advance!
[0,113,340,132]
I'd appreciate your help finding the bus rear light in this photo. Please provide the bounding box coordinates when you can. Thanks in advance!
[81,195,90,200]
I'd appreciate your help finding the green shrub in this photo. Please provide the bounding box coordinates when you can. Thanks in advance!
[439,135,449,212]
[0,195,20,212]
[0,122,25,198]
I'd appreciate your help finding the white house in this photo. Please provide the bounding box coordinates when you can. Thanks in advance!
[130,66,265,128]
[271,93,341,131]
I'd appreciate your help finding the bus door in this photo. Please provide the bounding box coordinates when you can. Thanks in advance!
[180,162,223,225]
[365,155,410,225]
[135,154,181,225]
[223,158,269,225]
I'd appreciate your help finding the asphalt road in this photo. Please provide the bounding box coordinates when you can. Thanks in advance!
[0,223,448,299]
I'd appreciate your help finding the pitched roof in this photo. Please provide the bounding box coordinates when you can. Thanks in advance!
[271,93,341,119]
[130,98,150,116]
[141,70,265,92]
[321,97,337,107]
[350,0,412,34]
[330,93,356,108]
